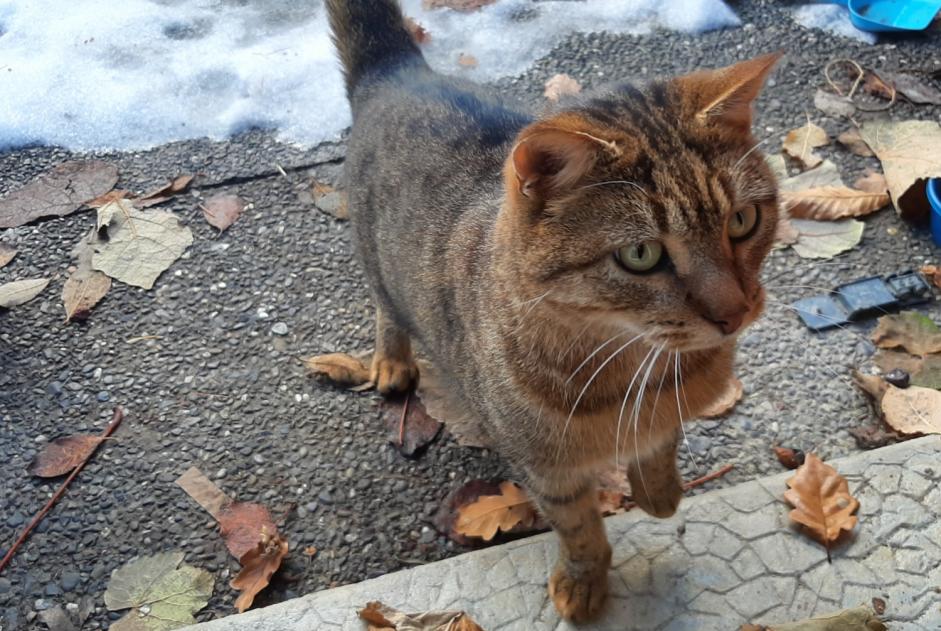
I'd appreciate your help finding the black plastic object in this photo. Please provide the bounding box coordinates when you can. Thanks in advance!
[791,271,933,332]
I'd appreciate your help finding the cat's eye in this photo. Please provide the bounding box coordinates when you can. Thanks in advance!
[728,206,759,240]
[615,241,664,273]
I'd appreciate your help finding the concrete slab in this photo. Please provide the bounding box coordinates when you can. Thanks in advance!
[187,436,941,631]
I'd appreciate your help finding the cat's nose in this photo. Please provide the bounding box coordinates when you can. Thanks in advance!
[704,307,747,335]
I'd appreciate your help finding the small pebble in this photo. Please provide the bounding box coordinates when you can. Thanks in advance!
[271,322,289,336]
[97,391,111,402]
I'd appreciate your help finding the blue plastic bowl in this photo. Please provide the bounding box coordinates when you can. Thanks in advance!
[929,179,941,246]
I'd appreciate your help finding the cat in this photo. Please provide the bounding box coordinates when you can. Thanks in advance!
[326,0,780,622]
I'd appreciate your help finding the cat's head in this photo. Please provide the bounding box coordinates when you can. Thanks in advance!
[500,53,781,352]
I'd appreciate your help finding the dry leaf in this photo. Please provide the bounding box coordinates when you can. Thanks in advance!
[422,0,497,11]
[454,480,539,541]
[778,160,843,192]
[218,502,279,560]
[763,605,886,631]
[860,120,941,223]
[85,189,133,209]
[813,89,856,119]
[138,174,195,207]
[201,194,244,231]
[919,264,941,290]
[868,70,941,105]
[417,359,492,448]
[63,229,111,323]
[765,154,788,182]
[93,200,193,290]
[700,376,743,417]
[783,454,859,557]
[311,181,349,220]
[773,446,805,470]
[381,392,443,458]
[597,465,632,515]
[853,371,888,407]
[880,385,941,435]
[29,435,105,477]
[853,170,889,194]
[176,466,232,520]
[544,73,582,102]
[774,216,800,247]
[457,53,478,68]
[38,606,78,631]
[0,278,50,308]
[788,218,864,259]
[782,187,889,221]
[863,72,895,100]
[783,121,829,169]
[0,244,16,268]
[849,424,907,450]
[836,129,873,157]
[230,532,289,613]
[0,160,119,228]
[305,352,372,388]
[870,312,941,357]
[405,16,430,44]
[359,601,485,631]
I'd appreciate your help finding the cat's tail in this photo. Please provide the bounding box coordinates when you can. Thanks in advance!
[325,0,428,99]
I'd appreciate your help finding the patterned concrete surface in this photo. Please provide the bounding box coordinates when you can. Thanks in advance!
[187,436,941,631]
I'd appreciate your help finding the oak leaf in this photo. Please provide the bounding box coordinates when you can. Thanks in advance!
[783,454,859,558]
[454,480,539,541]
[700,376,743,417]
[359,601,485,631]
[201,194,244,232]
[218,502,279,560]
[772,446,805,470]
[870,312,941,357]
[230,531,289,613]
[29,435,105,477]
[782,186,889,220]
[783,121,829,169]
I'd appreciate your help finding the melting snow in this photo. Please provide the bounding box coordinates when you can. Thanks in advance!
[0,0,744,151]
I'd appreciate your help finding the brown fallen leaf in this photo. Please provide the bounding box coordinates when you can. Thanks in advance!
[880,385,941,435]
[230,530,289,613]
[849,424,907,450]
[0,278,51,309]
[784,453,859,560]
[782,186,889,221]
[870,312,941,357]
[138,174,195,207]
[772,446,805,470]
[422,0,496,11]
[218,502,279,560]
[868,69,941,106]
[305,352,372,388]
[836,129,874,157]
[860,120,941,223]
[813,89,856,119]
[853,371,889,408]
[359,601,485,631]
[85,189,134,209]
[0,244,16,269]
[783,120,829,169]
[311,181,349,220]
[544,73,582,102]
[863,72,895,100]
[699,376,743,417]
[201,194,244,232]
[405,16,430,44]
[457,53,478,68]
[454,480,539,541]
[774,216,800,247]
[436,479,506,544]
[0,161,119,229]
[382,392,443,458]
[175,466,232,520]
[63,229,111,323]
[919,264,941,291]
[853,170,889,195]
[29,435,105,477]
[416,359,492,448]
[759,605,886,631]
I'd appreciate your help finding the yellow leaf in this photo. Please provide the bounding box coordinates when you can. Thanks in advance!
[454,481,537,541]
[783,454,859,554]
[700,376,743,417]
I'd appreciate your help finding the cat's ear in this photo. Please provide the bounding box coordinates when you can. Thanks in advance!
[509,128,610,202]
[675,52,782,132]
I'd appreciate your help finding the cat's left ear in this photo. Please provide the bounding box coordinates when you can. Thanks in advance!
[675,52,782,132]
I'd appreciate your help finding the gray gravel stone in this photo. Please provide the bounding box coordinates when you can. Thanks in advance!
[271,322,289,336]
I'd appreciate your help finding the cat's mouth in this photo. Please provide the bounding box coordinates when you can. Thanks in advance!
[649,286,765,351]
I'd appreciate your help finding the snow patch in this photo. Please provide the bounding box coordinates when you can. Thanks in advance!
[0,0,739,152]
[792,5,877,45]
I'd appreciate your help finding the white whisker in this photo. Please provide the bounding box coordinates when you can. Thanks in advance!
[674,350,700,471]
[614,343,657,470]
[630,344,664,500]
[565,330,631,385]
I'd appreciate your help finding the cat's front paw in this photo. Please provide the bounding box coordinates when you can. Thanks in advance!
[549,564,608,622]
[371,355,419,394]
[631,476,683,518]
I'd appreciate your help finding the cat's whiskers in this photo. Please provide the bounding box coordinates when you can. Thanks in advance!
[762,298,876,351]
[614,343,658,470]
[577,179,649,198]
[562,332,646,451]
[564,330,633,385]
[673,351,699,470]
[509,290,552,335]
[629,343,665,499]
[732,134,772,172]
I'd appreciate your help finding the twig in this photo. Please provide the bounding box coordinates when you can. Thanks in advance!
[824,58,864,98]
[0,407,124,575]
[397,391,411,446]
[683,463,735,490]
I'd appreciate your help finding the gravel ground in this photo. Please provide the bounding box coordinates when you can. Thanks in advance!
[2,1,940,628]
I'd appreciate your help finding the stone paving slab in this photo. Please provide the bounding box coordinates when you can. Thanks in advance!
[187,436,941,631]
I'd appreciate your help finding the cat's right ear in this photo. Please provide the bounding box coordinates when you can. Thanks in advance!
[508,128,603,204]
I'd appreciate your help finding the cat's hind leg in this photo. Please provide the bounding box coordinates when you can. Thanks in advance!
[525,469,611,622]
[372,306,419,394]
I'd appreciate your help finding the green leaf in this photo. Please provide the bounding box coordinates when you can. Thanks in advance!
[104,552,213,631]
[788,218,864,259]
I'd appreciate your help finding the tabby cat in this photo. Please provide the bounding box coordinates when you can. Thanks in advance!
[326,0,780,621]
